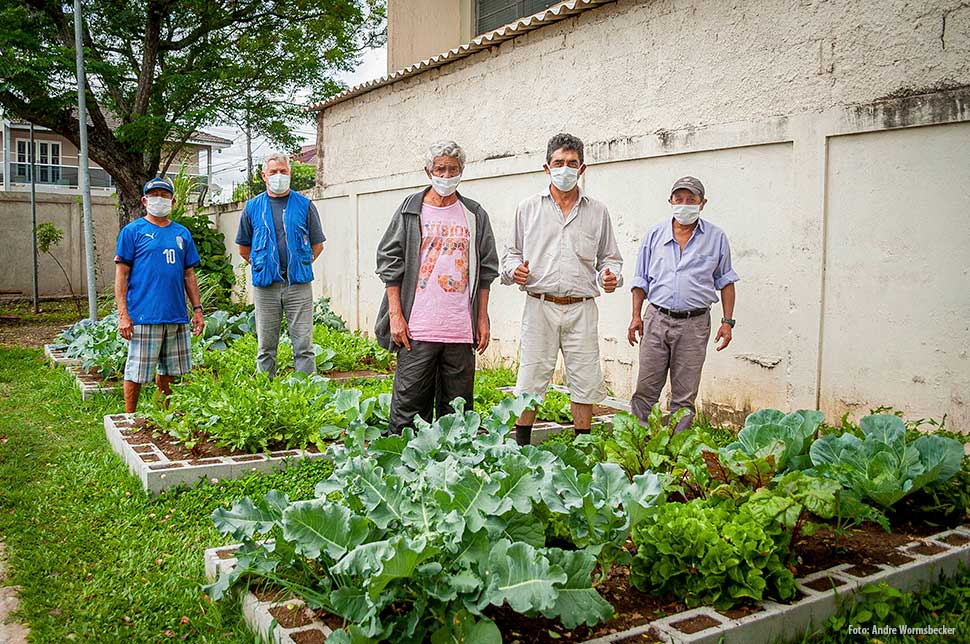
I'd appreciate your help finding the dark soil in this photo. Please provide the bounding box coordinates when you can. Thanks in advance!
[941,533,970,546]
[269,603,314,628]
[0,300,83,348]
[289,631,328,644]
[670,613,722,634]
[124,417,321,461]
[485,564,685,643]
[793,523,922,577]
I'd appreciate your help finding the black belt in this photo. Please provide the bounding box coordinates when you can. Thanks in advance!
[652,303,709,319]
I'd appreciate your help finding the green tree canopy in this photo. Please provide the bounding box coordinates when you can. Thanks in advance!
[0,0,384,225]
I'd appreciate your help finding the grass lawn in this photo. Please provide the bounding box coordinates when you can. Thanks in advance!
[2,341,969,643]
[0,346,332,642]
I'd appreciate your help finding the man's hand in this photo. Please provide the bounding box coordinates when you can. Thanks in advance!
[603,268,618,293]
[390,311,412,351]
[192,309,205,337]
[476,314,490,354]
[118,313,134,340]
[715,323,733,351]
[628,316,643,346]
[513,260,530,286]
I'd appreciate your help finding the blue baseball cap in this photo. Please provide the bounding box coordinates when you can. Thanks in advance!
[143,177,174,195]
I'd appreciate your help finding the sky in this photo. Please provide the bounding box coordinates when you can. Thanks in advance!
[205,45,387,202]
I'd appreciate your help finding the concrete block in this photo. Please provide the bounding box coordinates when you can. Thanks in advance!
[44,344,80,367]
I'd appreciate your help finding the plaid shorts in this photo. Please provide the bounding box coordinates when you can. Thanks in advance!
[124,323,192,383]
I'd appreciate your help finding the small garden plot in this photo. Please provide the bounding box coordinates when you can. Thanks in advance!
[104,412,330,495]
[202,403,970,643]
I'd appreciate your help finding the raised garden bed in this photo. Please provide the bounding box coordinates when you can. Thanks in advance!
[104,414,328,495]
[69,365,118,399]
[43,343,81,367]
[204,523,970,644]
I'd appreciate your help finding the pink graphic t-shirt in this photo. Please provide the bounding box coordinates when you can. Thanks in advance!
[407,200,473,343]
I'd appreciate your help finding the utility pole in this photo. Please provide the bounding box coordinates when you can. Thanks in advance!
[74,0,98,320]
[245,112,253,199]
[30,123,38,314]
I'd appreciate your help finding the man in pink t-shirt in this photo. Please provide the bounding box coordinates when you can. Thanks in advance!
[375,141,500,434]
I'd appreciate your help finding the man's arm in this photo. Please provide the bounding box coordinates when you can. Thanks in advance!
[239,245,251,263]
[596,207,624,290]
[628,287,647,345]
[311,243,324,261]
[476,287,490,354]
[714,282,735,351]
[184,267,205,336]
[500,204,525,285]
[115,263,134,340]
[386,284,411,351]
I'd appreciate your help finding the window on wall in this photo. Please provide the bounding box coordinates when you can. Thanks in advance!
[476,0,561,35]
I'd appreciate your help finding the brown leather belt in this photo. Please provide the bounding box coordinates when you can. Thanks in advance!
[529,292,591,306]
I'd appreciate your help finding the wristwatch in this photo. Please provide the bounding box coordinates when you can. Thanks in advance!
[193,305,203,312]
[721,317,735,328]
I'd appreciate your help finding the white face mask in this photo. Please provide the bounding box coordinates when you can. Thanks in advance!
[549,166,579,192]
[145,196,172,217]
[672,203,701,225]
[430,173,461,197]
[266,173,291,194]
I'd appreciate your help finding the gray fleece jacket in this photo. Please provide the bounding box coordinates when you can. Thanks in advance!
[374,187,499,351]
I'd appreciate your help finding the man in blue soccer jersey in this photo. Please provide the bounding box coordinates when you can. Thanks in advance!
[114,177,205,412]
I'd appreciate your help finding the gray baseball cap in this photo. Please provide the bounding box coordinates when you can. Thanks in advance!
[670,176,705,198]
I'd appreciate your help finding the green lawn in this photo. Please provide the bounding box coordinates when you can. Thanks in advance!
[2,344,969,643]
[0,346,331,642]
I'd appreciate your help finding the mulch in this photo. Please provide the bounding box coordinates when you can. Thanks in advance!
[125,417,321,461]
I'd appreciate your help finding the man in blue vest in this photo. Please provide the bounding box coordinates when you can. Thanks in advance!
[236,152,325,378]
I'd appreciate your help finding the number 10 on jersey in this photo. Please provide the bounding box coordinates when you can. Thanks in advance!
[163,248,176,264]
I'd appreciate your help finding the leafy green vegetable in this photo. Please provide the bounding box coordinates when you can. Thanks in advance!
[724,409,823,473]
[809,414,964,508]
[313,296,349,332]
[206,396,651,639]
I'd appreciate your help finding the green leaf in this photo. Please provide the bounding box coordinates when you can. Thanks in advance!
[430,611,501,644]
[282,500,369,560]
[542,549,614,628]
[483,540,566,613]
[435,470,502,534]
[211,497,277,540]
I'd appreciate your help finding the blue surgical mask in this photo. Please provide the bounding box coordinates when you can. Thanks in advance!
[267,173,290,194]
[430,174,461,197]
[549,166,579,192]
[672,204,701,225]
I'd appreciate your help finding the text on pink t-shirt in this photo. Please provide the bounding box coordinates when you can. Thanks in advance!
[407,200,473,343]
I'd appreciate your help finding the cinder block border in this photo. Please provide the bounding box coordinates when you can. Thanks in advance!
[69,365,118,399]
[43,344,81,367]
[105,414,329,495]
[205,525,970,644]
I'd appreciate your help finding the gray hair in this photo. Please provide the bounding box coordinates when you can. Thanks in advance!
[546,132,584,165]
[424,140,466,173]
[262,151,291,169]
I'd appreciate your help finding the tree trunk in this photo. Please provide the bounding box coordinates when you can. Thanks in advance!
[111,166,148,229]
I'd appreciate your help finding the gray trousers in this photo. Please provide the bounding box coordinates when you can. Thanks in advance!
[388,340,476,435]
[253,280,315,379]
[630,305,711,431]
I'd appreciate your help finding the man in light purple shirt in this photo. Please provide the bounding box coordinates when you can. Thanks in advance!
[627,176,739,431]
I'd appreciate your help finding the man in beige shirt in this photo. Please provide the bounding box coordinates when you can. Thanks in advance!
[501,132,623,446]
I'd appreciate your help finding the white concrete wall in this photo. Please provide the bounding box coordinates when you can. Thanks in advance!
[273,0,970,429]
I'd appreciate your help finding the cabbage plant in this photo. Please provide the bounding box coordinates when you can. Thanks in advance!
[206,396,664,642]
[809,414,963,508]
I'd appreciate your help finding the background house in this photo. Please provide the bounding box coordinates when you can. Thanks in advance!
[0,116,231,300]
[205,0,970,428]
[0,118,232,195]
